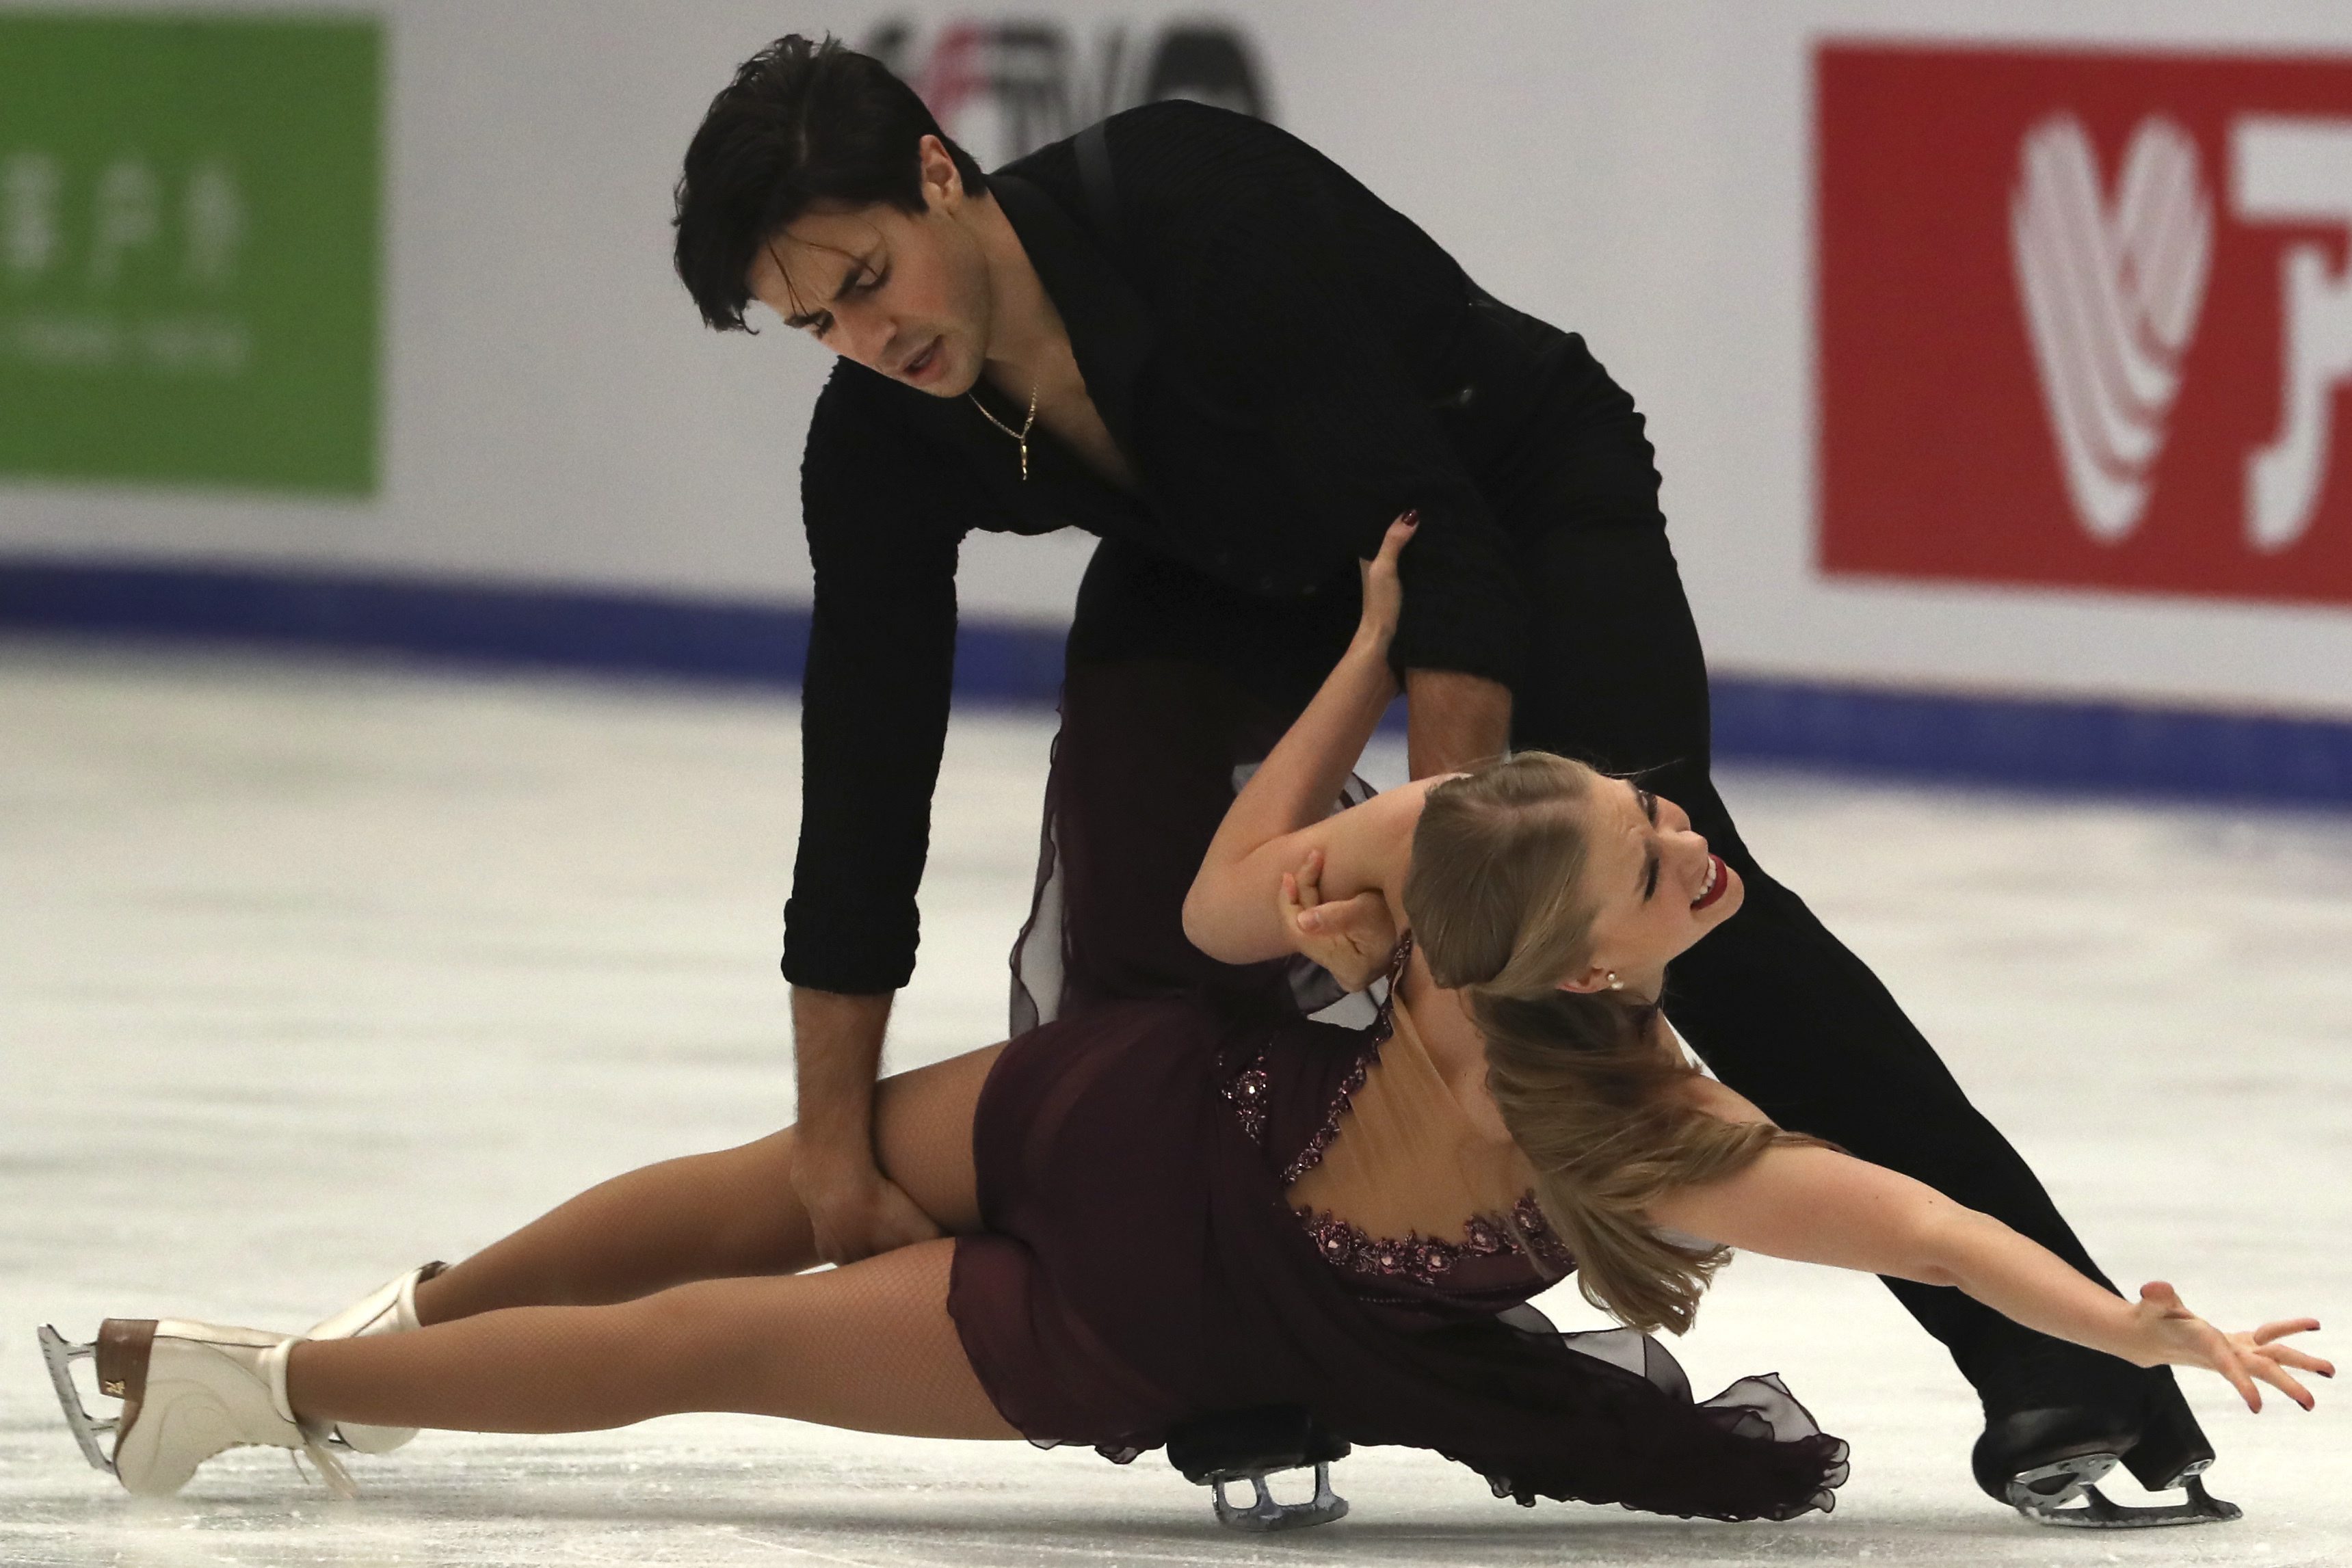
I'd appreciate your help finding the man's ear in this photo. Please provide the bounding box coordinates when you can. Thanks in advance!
[916,133,964,211]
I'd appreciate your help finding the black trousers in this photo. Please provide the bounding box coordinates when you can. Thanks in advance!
[1058,524,2197,1441]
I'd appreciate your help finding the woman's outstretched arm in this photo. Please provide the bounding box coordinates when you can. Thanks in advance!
[1182,516,1425,966]
[1648,1079,2333,1411]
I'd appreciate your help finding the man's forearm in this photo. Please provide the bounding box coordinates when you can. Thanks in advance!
[1405,668,1513,778]
[788,986,894,1169]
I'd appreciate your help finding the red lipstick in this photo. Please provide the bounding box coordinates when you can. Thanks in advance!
[1690,854,1730,912]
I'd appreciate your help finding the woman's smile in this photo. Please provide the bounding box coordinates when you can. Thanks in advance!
[1691,853,1727,912]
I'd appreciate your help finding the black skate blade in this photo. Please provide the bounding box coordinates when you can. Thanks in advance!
[1210,1462,1350,1532]
[36,1325,118,1476]
[2016,1475,2242,1529]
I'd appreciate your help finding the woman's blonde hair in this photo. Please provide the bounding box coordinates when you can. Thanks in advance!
[1403,752,1816,1335]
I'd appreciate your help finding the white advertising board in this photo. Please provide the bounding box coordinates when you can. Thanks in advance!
[5,0,2352,733]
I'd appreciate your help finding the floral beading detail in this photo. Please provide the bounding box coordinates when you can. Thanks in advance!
[1511,1194,1576,1271]
[1277,1048,1375,1185]
[1276,936,1414,1186]
[1297,1209,1509,1284]
[1223,1058,1271,1145]
[1223,932,1418,1171]
[1297,1193,1578,1287]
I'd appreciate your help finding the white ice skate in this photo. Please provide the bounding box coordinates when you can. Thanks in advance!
[38,1318,355,1498]
[305,1262,443,1452]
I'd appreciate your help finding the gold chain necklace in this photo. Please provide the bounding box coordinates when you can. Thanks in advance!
[970,380,1040,481]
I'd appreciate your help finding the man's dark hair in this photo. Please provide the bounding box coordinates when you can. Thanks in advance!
[673,34,988,332]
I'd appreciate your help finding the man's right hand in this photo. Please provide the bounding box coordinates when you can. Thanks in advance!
[789,1143,943,1266]
[787,985,942,1264]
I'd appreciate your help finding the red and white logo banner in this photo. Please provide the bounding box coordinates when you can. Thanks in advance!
[1818,42,2352,606]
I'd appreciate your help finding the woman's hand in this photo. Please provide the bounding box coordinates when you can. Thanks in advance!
[1280,847,1398,993]
[2126,1281,2331,1411]
[1352,512,1418,657]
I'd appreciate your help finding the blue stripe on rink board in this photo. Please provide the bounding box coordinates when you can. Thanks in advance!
[0,558,823,687]
[1708,679,2352,806]
[4,556,2350,806]
[0,557,1064,705]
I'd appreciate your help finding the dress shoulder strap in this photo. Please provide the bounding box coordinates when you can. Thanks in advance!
[1371,931,1416,1025]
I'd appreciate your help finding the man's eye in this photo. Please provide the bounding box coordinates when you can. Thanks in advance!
[1637,788,1659,823]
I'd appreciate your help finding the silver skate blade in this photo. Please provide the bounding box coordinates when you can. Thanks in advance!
[1210,1462,1350,1532]
[2016,1476,2242,1529]
[36,1325,118,1476]
[2004,1447,2117,1512]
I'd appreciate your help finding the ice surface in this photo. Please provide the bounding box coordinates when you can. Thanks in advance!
[3,645,2348,1566]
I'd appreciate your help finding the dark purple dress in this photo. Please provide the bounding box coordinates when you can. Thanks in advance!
[946,660,1849,1520]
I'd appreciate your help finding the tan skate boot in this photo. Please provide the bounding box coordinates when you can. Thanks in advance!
[39,1318,354,1498]
[305,1262,444,1453]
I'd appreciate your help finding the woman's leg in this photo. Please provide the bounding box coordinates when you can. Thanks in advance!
[288,1238,1018,1439]
[412,1044,1004,1326]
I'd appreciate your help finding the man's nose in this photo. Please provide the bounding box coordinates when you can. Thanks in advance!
[845,312,897,371]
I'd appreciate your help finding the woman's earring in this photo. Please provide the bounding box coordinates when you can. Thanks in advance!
[1606,972,1622,991]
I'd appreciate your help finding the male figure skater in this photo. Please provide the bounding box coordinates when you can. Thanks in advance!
[670,35,2224,1523]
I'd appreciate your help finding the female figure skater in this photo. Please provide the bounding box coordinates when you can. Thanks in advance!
[42,522,2325,1526]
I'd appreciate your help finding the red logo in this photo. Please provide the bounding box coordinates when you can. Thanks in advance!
[1818,42,2352,605]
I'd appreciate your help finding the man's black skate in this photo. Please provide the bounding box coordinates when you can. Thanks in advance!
[2122,1388,2223,1492]
[1973,1405,2239,1528]
[1166,1406,1349,1531]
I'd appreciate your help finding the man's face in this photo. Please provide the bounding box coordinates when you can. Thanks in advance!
[744,137,994,397]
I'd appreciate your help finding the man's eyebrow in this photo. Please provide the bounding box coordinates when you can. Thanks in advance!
[782,252,877,330]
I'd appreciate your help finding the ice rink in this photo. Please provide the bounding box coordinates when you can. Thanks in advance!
[4,646,2349,1567]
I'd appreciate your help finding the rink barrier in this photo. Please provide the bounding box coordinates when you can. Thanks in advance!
[4,556,2349,807]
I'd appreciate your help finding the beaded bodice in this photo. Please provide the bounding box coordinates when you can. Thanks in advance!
[1223,936,1573,1297]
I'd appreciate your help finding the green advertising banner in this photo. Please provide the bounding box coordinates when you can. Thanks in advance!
[0,13,381,495]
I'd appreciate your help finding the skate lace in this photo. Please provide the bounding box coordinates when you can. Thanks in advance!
[289,1426,359,1500]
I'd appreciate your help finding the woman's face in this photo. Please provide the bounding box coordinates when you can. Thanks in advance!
[1563,777,1743,991]
[743,135,995,397]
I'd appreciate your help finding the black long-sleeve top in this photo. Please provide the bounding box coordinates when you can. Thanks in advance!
[787,101,1654,993]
